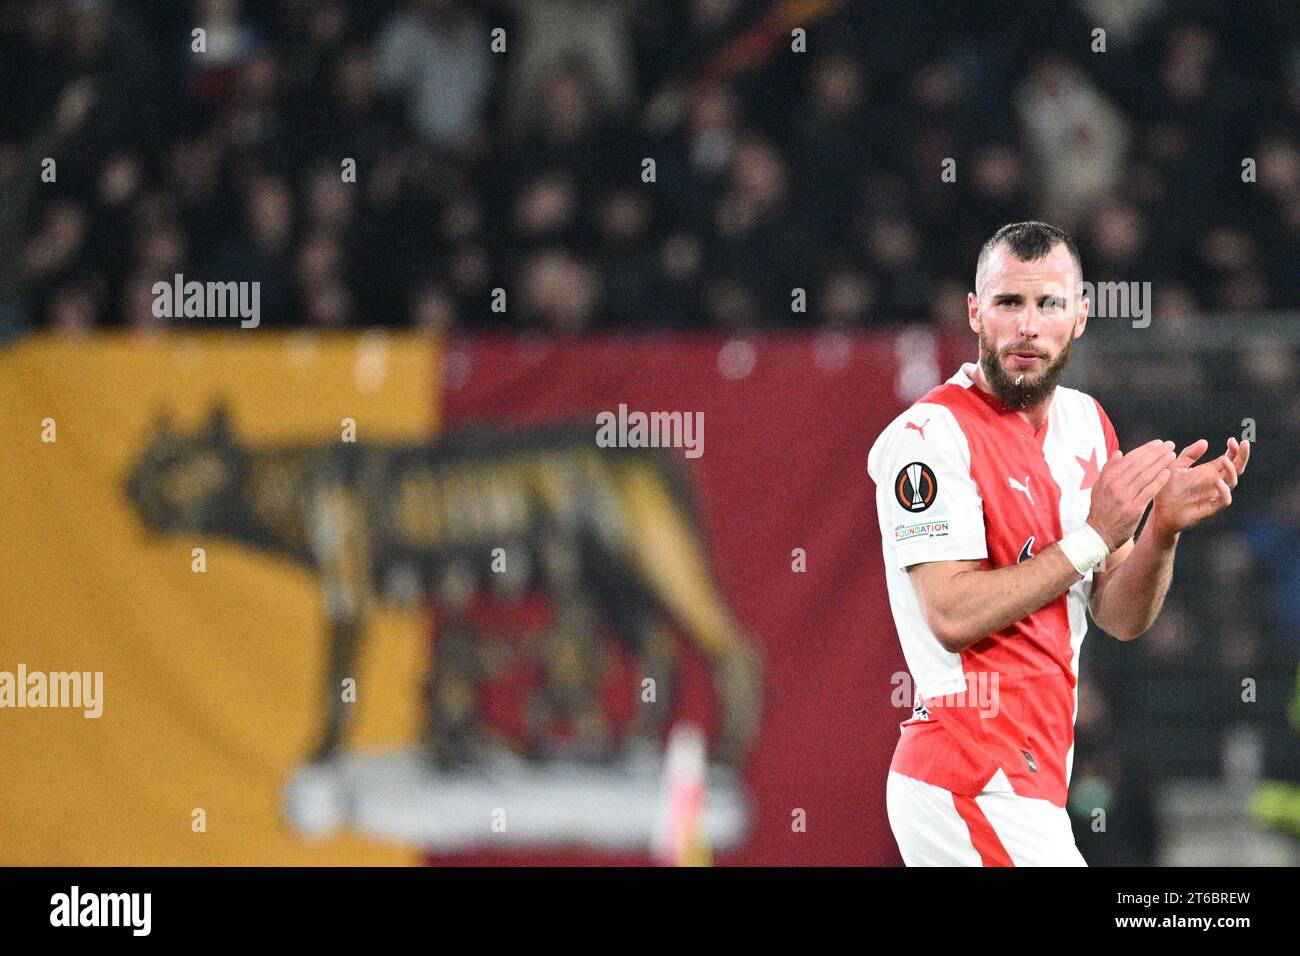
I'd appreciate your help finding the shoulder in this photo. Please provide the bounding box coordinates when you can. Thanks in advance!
[868,399,971,483]
[1052,384,1119,446]
[1049,382,1106,417]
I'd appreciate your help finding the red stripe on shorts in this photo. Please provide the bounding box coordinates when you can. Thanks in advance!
[952,794,1014,867]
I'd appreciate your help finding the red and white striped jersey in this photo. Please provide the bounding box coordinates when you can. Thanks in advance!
[867,361,1121,807]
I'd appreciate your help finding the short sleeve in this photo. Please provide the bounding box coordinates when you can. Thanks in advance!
[868,405,988,570]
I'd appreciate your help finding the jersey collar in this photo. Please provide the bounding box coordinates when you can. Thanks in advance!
[953,361,1051,446]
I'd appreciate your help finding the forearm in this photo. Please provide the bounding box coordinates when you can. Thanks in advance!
[925,544,1083,652]
[1092,522,1179,640]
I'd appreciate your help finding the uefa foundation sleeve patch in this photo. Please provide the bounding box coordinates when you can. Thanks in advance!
[870,403,989,570]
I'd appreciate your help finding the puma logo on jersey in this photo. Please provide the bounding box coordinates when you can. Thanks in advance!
[904,418,931,440]
[1008,475,1034,504]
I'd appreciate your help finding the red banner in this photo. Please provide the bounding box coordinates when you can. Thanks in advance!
[429,330,968,865]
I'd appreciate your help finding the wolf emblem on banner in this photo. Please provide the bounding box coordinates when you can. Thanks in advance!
[126,406,761,851]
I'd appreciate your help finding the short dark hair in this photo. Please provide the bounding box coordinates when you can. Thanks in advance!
[975,221,1083,296]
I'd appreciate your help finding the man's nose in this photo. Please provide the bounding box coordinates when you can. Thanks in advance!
[1018,305,1041,338]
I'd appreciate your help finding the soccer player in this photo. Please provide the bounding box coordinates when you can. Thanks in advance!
[867,221,1250,866]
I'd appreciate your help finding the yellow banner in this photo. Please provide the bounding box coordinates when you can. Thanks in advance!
[0,333,438,865]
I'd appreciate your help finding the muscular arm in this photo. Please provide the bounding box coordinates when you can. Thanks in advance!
[907,544,1084,653]
[1087,526,1177,641]
[898,431,1184,654]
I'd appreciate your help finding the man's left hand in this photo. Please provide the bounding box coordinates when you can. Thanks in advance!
[1149,437,1250,544]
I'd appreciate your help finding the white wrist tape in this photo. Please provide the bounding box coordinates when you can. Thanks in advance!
[1058,524,1110,576]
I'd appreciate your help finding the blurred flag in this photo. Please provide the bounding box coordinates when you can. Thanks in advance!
[703,0,852,81]
[652,723,712,866]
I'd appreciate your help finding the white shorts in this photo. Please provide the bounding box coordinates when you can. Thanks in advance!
[886,768,1087,866]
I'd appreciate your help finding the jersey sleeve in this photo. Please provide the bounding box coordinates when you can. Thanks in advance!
[868,404,988,570]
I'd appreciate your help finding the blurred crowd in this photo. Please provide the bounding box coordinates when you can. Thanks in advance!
[1068,360,1300,862]
[2,0,1298,339]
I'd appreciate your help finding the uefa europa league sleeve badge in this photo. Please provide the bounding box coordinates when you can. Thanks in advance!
[894,462,937,513]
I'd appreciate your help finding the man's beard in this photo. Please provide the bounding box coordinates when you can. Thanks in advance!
[978,323,1074,410]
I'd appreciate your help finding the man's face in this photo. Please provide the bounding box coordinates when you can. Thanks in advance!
[967,243,1088,409]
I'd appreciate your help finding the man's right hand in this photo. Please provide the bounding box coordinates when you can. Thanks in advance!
[1086,439,1177,550]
